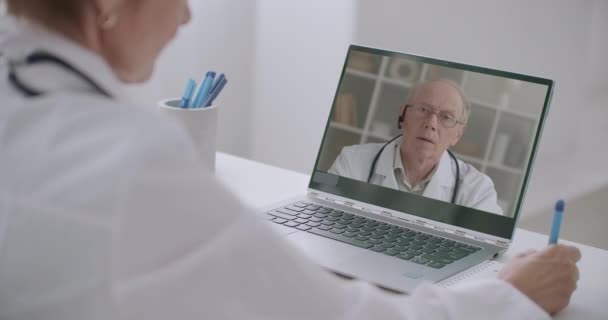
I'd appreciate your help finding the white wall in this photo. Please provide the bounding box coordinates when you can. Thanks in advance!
[250,0,355,172]
[128,1,607,217]
[588,0,608,96]
[127,0,256,157]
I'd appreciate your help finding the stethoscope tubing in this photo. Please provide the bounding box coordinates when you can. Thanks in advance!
[367,134,460,204]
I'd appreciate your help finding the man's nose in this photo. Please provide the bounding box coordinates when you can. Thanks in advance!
[423,113,438,130]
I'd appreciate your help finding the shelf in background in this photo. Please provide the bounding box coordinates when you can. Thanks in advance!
[329,122,363,135]
[345,68,377,81]
[380,76,416,89]
[453,153,524,175]
[486,161,524,175]
[330,122,394,141]
[469,98,539,121]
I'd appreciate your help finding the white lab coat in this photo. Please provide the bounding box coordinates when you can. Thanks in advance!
[0,25,546,319]
[329,140,504,215]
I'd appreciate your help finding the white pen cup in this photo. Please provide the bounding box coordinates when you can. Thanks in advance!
[158,98,218,173]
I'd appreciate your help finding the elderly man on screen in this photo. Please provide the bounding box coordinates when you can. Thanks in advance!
[329,79,503,215]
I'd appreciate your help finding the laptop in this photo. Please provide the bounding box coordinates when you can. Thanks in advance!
[261,45,553,293]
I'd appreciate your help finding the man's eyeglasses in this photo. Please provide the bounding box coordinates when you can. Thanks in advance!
[406,104,464,128]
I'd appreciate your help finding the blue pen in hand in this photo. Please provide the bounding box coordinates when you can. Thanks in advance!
[179,79,196,108]
[192,71,216,108]
[548,199,565,245]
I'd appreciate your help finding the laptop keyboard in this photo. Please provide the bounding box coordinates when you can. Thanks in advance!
[266,201,481,269]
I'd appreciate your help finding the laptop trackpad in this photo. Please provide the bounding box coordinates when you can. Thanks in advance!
[286,231,363,266]
[287,231,427,293]
[335,250,427,293]
[402,270,425,279]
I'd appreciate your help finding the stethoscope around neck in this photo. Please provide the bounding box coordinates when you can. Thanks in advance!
[7,51,112,98]
[367,106,461,204]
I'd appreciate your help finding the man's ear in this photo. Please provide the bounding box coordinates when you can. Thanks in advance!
[92,0,124,29]
[93,0,123,13]
[397,105,406,129]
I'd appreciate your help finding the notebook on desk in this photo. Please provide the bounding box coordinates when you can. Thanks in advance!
[261,45,553,293]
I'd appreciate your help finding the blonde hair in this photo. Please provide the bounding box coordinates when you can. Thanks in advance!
[5,0,84,31]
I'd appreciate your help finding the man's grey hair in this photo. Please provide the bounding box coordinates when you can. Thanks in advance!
[406,79,470,124]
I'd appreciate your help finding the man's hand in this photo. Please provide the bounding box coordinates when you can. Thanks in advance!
[498,245,581,315]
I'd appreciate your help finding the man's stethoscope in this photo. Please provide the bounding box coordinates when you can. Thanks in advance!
[367,107,461,204]
[7,51,112,98]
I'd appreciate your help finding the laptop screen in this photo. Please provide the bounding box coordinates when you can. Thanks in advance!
[309,45,553,240]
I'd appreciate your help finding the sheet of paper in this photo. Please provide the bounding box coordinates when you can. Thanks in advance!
[437,260,504,287]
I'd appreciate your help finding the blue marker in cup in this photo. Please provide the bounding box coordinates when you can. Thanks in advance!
[202,75,227,107]
[179,79,196,108]
[192,71,216,108]
[548,199,565,245]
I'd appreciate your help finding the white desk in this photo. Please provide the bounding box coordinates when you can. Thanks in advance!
[216,152,608,319]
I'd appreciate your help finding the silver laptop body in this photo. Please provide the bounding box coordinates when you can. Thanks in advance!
[261,45,553,293]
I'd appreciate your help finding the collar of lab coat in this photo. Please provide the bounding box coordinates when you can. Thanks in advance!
[393,141,437,189]
[1,22,128,100]
[373,137,455,194]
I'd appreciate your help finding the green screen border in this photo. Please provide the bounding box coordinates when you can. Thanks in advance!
[308,44,554,240]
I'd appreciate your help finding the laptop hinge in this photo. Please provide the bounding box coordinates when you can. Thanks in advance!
[308,191,510,248]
